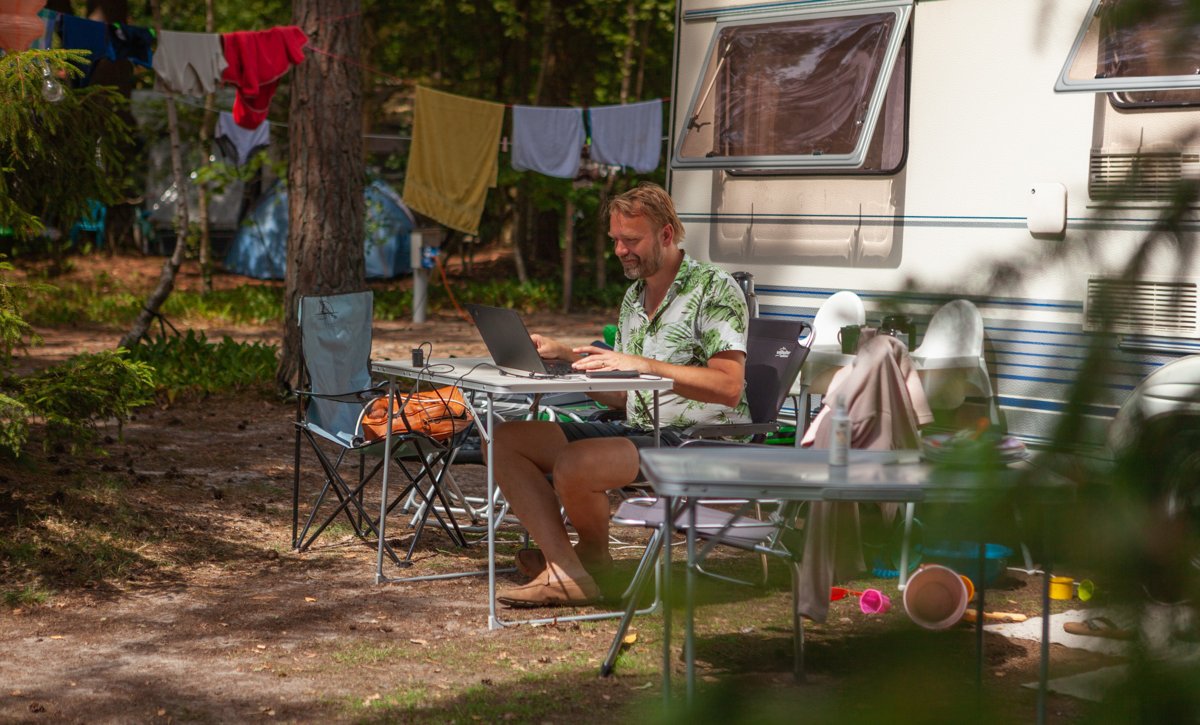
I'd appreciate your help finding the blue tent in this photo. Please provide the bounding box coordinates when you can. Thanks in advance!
[224,180,414,279]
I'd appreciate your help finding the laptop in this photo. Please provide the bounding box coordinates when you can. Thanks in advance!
[466,304,579,376]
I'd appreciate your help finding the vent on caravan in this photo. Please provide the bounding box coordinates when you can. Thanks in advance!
[1088,151,1200,201]
[1085,277,1200,336]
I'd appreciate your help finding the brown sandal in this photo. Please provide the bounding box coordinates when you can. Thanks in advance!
[514,547,613,580]
[497,570,600,608]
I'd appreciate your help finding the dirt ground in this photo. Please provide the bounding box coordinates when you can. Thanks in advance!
[0,255,1120,723]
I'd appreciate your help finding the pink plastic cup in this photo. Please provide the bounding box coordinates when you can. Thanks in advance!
[859,588,892,614]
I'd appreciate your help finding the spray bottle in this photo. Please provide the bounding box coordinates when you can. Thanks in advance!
[829,394,850,466]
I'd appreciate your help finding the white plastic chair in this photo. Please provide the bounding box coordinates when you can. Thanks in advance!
[910,299,999,424]
[812,290,867,348]
[794,291,867,430]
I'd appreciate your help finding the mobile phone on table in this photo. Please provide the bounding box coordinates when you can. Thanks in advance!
[585,369,639,378]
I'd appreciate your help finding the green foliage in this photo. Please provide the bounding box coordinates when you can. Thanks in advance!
[126,330,278,402]
[192,151,288,196]
[154,0,291,34]
[18,349,155,451]
[0,260,43,369]
[364,0,674,280]
[371,276,625,319]
[0,392,31,458]
[0,49,134,241]
[19,274,284,327]
[160,286,285,325]
[2,585,49,608]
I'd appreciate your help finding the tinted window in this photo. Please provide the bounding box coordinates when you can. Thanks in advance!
[676,10,907,171]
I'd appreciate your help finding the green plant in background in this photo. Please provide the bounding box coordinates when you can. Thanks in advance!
[2,585,49,608]
[0,260,44,365]
[127,330,278,403]
[17,349,155,452]
[0,258,49,457]
[371,277,626,320]
[160,286,285,325]
[18,275,286,327]
[0,49,133,242]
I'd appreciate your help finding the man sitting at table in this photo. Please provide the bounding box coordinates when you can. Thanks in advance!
[491,182,750,607]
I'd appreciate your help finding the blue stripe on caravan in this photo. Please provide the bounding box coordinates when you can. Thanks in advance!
[998,363,1147,384]
[996,360,1093,375]
[998,396,1120,418]
[992,349,1092,362]
[756,286,1084,312]
[680,212,1026,222]
[680,211,1200,231]
[989,325,1088,337]
[996,371,1136,392]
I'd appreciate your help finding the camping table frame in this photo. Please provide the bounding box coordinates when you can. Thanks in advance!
[639,447,1070,720]
[370,358,674,630]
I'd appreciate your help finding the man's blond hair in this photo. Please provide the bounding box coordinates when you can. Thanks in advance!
[606,182,685,244]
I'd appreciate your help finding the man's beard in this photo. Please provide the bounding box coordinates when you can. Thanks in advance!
[620,244,663,280]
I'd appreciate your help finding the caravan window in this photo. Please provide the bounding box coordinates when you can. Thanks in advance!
[1057,0,1200,105]
[675,7,909,171]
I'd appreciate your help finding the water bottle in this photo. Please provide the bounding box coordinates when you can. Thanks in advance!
[829,394,849,466]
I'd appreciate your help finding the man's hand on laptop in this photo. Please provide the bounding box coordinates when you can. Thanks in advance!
[530,334,576,363]
[570,345,645,373]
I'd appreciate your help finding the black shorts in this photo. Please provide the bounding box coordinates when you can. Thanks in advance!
[557,420,685,449]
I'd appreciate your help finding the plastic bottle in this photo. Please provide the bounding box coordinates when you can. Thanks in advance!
[829,394,850,466]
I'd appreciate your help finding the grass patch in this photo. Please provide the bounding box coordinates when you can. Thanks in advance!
[18,266,627,329]
[3,585,49,607]
[17,274,287,327]
[0,467,170,594]
[332,641,407,666]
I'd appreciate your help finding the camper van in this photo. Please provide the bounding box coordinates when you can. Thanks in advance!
[667,0,1200,454]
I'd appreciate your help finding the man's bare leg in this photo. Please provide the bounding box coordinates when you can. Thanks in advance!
[553,437,641,562]
[490,421,592,584]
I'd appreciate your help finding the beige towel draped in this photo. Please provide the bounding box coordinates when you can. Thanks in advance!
[797,335,933,622]
[403,86,505,235]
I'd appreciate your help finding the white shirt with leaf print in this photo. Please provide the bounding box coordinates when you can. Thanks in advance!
[615,253,750,431]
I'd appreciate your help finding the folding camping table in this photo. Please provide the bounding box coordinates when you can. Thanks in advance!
[370,357,674,629]
[639,446,1072,721]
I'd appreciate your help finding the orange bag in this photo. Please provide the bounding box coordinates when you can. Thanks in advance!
[361,386,473,442]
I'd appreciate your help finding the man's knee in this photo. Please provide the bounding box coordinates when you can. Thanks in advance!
[489,420,565,470]
[553,438,640,491]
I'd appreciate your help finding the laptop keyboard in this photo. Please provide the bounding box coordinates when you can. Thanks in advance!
[544,360,577,375]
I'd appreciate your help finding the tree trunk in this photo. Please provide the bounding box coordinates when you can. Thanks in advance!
[530,0,555,106]
[513,190,528,284]
[196,0,216,294]
[594,176,615,289]
[118,0,189,349]
[277,0,366,392]
[561,196,575,313]
[501,186,528,284]
[619,1,637,103]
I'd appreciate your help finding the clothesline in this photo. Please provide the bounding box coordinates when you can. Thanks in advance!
[37,9,669,236]
[142,88,671,145]
[38,9,669,113]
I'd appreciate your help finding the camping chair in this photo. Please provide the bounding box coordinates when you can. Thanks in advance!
[600,317,813,676]
[291,291,472,565]
[910,299,1001,425]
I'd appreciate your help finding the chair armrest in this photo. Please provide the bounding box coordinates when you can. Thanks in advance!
[297,383,387,405]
